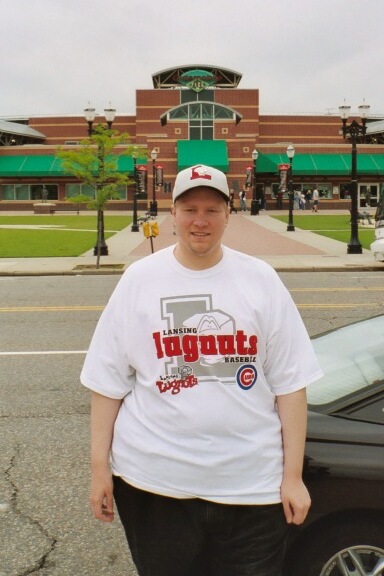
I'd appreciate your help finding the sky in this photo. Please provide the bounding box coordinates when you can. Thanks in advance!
[2,0,384,120]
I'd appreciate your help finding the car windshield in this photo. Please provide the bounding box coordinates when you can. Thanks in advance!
[307,315,384,406]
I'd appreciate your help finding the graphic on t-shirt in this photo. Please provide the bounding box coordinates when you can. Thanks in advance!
[152,294,258,389]
[236,364,258,390]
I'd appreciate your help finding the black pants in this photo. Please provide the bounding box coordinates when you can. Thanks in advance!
[113,476,288,576]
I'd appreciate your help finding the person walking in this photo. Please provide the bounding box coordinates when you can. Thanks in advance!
[305,189,312,210]
[312,187,319,212]
[293,189,301,210]
[229,188,237,213]
[81,164,323,576]
[239,187,247,211]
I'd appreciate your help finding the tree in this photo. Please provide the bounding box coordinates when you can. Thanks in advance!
[57,125,146,268]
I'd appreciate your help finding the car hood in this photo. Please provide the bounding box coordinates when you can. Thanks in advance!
[307,410,384,446]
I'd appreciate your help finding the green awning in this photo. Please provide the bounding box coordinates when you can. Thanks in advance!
[177,140,229,172]
[0,155,146,177]
[257,153,384,176]
[0,155,65,177]
[256,152,282,173]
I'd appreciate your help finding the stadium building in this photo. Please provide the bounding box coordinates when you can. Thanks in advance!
[1,63,384,212]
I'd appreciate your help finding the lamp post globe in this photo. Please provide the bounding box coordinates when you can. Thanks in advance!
[104,105,116,129]
[84,104,96,136]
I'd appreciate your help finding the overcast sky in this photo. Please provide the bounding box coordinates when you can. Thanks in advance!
[2,0,384,120]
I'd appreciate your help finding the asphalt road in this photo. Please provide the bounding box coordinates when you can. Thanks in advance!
[1,272,383,576]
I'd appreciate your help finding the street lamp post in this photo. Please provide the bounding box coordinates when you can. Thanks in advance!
[286,144,295,231]
[150,148,158,215]
[84,104,116,256]
[131,147,140,232]
[250,149,259,215]
[339,101,370,254]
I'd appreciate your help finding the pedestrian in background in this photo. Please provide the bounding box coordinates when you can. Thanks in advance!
[294,189,301,210]
[239,187,247,211]
[312,187,319,212]
[305,189,312,210]
[81,164,322,576]
[229,188,237,213]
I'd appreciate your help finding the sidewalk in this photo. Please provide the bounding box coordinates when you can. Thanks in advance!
[0,211,382,275]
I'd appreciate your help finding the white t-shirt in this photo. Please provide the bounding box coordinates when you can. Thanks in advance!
[81,246,322,504]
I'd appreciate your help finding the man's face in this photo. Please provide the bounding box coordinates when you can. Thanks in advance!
[172,187,230,269]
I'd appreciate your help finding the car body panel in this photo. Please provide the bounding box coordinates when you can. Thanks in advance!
[283,315,384,575]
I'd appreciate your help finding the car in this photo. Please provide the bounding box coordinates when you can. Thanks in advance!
[283,314,384,576]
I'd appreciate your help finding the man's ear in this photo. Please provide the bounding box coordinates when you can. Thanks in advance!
[225,204,230,223]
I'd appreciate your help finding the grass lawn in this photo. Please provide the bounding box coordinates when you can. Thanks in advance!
[0,215,132,257]
[272,214,375,250]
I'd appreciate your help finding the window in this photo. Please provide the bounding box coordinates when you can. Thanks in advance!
[66,183,95,198]
[359,183,379,208]
[30,185,58,201]
[115,185,127,200]
[166,101,237,140]
[181,89,214,104]
[1,184,58,200]
[65,183,126,200]
[1,185,15,200]
[270,182,333,199]
[308,316,384,414]
[317,184,332,199]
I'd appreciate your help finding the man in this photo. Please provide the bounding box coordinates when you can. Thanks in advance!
[81,164,322,576]
[239,186,247,211]
[312,187,319,212]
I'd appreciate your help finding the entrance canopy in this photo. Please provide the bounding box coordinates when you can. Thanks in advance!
[177,140,229,172]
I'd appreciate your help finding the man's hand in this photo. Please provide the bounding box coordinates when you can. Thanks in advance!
[89,392,123,522]
[276,389,310,525]
[280,476,311,525]
[90,466,115,523]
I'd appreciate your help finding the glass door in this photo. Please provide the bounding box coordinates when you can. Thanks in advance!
[358,183,378,208]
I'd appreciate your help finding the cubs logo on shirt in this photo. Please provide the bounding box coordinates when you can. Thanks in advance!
[236,364,257,390]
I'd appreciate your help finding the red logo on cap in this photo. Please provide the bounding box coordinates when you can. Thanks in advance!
[190,165,212,181]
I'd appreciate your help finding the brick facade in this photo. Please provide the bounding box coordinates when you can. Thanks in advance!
[1,64,383,211]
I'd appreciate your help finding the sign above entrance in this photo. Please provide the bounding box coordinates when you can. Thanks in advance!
[178,69,216,92]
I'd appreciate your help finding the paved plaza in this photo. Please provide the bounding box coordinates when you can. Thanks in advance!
[0,210,382,275]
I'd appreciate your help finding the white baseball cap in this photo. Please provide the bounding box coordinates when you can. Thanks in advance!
[172,164,230,203]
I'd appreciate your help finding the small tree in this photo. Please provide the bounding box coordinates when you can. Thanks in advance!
[57,125,146,268]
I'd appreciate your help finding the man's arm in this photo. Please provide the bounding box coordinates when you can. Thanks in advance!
[89,391,123,522]
[276,388,311,525]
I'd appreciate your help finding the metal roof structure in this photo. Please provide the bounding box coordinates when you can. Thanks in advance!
[0,119,45,146]
[152,64,242,89]
[365,119,384,144]
[366,119,384,135]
